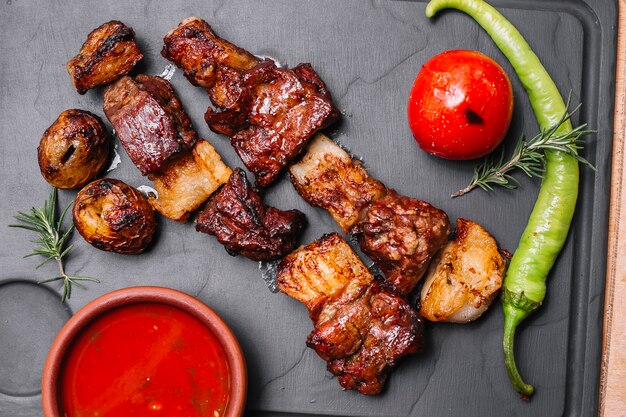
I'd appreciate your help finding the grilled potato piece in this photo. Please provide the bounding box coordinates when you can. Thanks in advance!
[73,179,156,254]
[420,218,505,323]
[67,21,143,94]
[277,233,374,317]
[148,140,232,222]
[289,134,386,233]
[38,109,109,189]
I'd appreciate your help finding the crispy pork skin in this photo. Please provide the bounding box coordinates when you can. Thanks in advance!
[278,233,423,395]
[277,233,374,318]
[420,219,505,323]
[67,21,143,94]
[148,140,232,222]
[103,74,198,175]
[196,168,306,261]
[289,134,387,233]
[205,60,340,186]
[352,191,450,296]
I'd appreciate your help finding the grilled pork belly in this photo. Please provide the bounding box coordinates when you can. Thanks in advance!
[352,191,451,296]
[289,134,386,233]
[291,135,450,296]
[278,233,423,395]
[148,140,232,222]
[420,219,505,323]
[67,21,143,94]
[103,74,197,175]
[196,168,306,261]
[163,17,340,186]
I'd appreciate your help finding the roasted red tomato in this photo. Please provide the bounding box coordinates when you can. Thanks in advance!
[408,50,514,160]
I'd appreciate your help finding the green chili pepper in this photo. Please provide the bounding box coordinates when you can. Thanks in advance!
[426,0,581,397]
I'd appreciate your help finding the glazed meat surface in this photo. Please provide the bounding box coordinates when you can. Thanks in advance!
[149,140,232,222]
[67,21,143,94]
[290,134,387,233]
[104,74,197,175]
[196,168,306,261]
[205,60,340,186]
[162,17,260,94]
[420,219,505,323]
[312,283,423,395]
[352,191,450,296]
[163,17,339,186]
[278,233,423,395]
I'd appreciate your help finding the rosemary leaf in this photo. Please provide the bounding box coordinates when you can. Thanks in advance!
[452,101,595,198]
[9,188,99,302]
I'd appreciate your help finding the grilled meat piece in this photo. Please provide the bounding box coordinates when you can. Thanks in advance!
[313,283,422,395]
[420,219,505,323]
[103,74,198,175]
[67,21,143,94]
[277,233,374,318]
[162,17,340,186]
[290,134,387,233]
[352,191,450,296]
[162,17,260,94]
[205,60,340,186]
[196,168,306,261]
[278,233,423,395]
[149,140,232,222]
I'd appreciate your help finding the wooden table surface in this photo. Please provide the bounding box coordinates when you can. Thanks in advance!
[599,1,626,415]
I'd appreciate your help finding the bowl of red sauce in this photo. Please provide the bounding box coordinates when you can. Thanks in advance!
[42,286,246,417]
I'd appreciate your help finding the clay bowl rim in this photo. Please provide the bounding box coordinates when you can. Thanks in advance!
[41,286,247,417]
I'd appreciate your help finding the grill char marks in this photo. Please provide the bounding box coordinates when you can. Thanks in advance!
[352,191,451,296]
[162,17,340,186]
[277,233,423,395]
[196,168,306,261]
[67,20,143,94]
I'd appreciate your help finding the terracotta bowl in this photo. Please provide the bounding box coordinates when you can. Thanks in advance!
[42,286,247,417]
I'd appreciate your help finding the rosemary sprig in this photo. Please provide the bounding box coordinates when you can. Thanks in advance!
[452,102,595,198]
[9,188,99,302]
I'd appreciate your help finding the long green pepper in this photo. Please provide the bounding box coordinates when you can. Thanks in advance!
[426,0,581,397]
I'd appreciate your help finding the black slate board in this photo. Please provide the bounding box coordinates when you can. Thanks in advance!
[0,0,616,416]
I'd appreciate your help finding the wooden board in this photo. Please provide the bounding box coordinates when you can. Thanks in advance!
[599,1,626,415]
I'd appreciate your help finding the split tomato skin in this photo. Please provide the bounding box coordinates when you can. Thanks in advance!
[408,50,514,160]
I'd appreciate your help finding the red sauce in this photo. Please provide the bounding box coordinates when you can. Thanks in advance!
[60,303,230,417]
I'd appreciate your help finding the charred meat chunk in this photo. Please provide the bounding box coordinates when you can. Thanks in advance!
[162,18,259,89]
[312,283,423,395]
[352,191,450,296]
[196,168,306,261]
[149,140,232,222]
[67,21,143,94]
[278,233,422,395]
[103,74,198,175]
[162,17,340,186]
[38,109,110,189]
[290,134,387,233]
[420,219,505,323]
[278,233,374,318]
[73,178,156,254]
[205,60,340,186]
